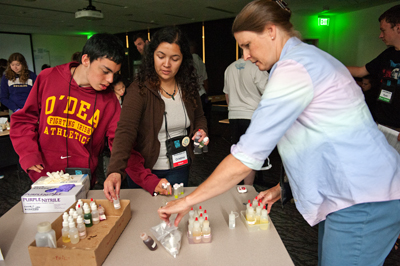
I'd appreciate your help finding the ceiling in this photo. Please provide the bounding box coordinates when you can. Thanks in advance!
[0,0,399,36]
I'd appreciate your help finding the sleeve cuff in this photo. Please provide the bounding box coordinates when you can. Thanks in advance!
[231,144,264,170]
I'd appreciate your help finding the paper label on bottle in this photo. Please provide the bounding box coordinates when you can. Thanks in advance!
[151,242,157,248]
[84,219,90,224]
[99,214,106,221]
[92,217,99,222]
[79,231,86,237]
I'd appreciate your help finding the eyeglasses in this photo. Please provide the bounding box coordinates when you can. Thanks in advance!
[274,0,291,13]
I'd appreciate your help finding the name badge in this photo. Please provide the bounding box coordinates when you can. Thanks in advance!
[172,151,189,168]
[378,89,392,103]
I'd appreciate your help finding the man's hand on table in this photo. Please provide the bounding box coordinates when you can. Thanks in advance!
[257,183,281,214]
[103,173,121,202]
[155,178,172,195]
[158,197,191,227]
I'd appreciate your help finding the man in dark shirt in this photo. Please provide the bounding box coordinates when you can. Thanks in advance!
[348,5,400,140]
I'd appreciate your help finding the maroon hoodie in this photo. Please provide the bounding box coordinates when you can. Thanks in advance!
[10,62,121,183]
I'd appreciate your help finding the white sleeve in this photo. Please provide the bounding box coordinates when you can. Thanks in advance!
[231,59,314,169]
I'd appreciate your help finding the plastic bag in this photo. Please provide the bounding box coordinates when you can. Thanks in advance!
[150,220,182,258]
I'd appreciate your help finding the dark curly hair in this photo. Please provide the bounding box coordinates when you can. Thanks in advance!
[136,26,199,106]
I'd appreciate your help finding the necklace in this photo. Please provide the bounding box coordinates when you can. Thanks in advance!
[160,82,176,100]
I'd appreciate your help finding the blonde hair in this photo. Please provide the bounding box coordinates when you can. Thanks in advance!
[232,0,296,36]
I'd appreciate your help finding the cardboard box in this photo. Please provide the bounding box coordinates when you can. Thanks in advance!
[32,174,90,195]
[21,185,86,213]
[28,199,131,266]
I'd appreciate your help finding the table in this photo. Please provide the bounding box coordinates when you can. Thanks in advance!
[0,186,293,266]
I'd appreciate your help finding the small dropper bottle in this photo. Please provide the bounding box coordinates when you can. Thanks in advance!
[229,211,236,229]
[173,184,179,199]
[69,220,80,244]
[198,206,203,216]
[255,202,262,224]
[198,213,204,228]
[76,204,83,216]
[77,216,87,239]
[91,204,100,225]
[203,209,208,220]
[192,218,201,244]
[189,207,194,219]
[98,204,106,221]
[83,205,93,227]
[252,196,258,209]
[180,183,184,195]
[140,232,157,251]
[201,217,211,243]
[113,195,121,210]
[61,219,70,243]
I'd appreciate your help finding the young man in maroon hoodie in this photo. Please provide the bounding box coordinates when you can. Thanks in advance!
[10,33,172,195]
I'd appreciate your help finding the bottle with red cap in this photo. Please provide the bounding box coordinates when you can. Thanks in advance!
[202,217,211,243]
[260,206,269,230]
[192,217,202,243]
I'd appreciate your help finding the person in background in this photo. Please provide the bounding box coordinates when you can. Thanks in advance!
[360,75,380,119]
[223,57,269,185]
[9,34,124,186]
[71,51,81,63]
[0,58,7,78]
[158,1,400,265]
[0,53,36,116]
[347,4,400,141]
[41,64,51,71]
[0,59,7,111]
[104,27,208,200]
[133,33,149,55]
[111,75,126,108]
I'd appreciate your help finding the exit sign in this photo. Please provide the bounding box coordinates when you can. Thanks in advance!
[318,17,330,26]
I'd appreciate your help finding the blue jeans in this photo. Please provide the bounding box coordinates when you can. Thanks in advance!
[318,200,400,266]
[127,166,189,188]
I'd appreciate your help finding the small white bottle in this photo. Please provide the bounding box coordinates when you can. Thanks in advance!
[98,204,106,221]
[188,207,194,219]
[192,218,202,244]
[77,216,87,239]
[255,202,262,224]
[252,196,258,210]
[246,206,256,225]
[229,211,236,229]
[61,219,70,243]
[69,208,75,217]
[260,207,269,230]
[35,222,56,248]
[173,184,179,199]
[188,217,195,236]
[73,211,79,224]
[246,200,251,209]
[76,199,83,209]
[113,195,121,210]
[198,206,203,216]
[203,209,208,220]
[91,204,100,225]
[69,221,80,244]
[198,213,204,228]
[62,212,69,221]
[180,183,184,195]
[201,217,211,243]
[76,204,83,216]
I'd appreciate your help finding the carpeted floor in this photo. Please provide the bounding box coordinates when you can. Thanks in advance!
[1,111,399,265]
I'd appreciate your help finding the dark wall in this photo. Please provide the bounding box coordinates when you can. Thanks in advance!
[115,17,237,96]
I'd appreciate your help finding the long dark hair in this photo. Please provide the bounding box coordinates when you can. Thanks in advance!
[136,26,199,106]
[5,53,30,83]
